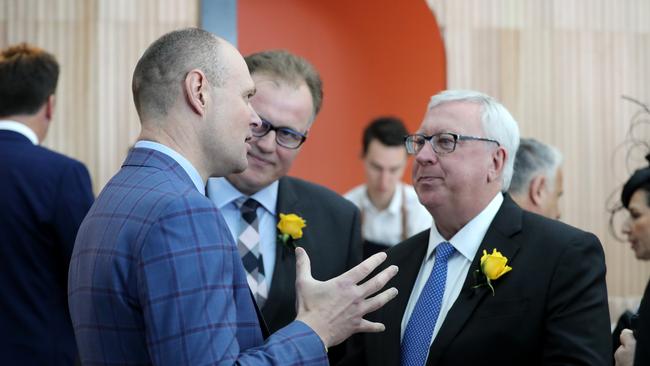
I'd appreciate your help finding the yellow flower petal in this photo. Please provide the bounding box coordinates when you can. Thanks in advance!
[480,248,513,280]
[277,213,307,240]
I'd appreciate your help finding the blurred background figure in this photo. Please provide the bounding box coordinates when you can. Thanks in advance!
[614,156,650,366]
[345,116,431,258]
[508,137,564,220]
[0,43,94,365]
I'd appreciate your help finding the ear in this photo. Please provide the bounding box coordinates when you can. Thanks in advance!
[184,69,209,116]
[487,146,507,183]
[528,175,547,206]
[45,94,55,120]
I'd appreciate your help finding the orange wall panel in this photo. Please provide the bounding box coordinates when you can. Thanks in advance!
[239,0,446,193]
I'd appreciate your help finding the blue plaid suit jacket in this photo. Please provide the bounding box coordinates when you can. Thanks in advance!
[68,148,327,365]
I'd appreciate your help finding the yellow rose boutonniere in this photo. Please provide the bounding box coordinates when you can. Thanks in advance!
[473,248,512,296]
[277,213,307,249]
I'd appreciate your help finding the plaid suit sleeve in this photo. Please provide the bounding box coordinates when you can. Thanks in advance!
[138,193,326,365]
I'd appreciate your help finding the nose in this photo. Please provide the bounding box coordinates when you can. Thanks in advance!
[249,104,262,129]
[414,142,438,166]
[380,171,391,190]
[622,217,632,236]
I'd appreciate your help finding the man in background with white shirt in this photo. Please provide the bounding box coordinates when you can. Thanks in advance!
[0,43,94,365]
[348,90,611,365]
[345,116,431,257]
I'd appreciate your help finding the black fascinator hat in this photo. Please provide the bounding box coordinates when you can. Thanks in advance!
[621,153,650,208]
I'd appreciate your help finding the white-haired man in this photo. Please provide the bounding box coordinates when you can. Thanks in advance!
[509,138,564,219]
[349,90,611,365]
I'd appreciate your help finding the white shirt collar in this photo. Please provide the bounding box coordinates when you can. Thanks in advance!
[0,120,39,145]
[134,140,205,195]
[206,177,278,215]
[427,193,504,262]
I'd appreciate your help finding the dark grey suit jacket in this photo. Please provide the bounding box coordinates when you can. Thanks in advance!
[262,176,363,362]
[348,194,611,366]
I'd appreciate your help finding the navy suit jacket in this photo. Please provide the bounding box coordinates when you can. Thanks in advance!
[68,148,327,365]
[0,130,93,365]
[347,194,611,366]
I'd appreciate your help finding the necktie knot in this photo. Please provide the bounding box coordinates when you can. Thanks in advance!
[435,241,455,262]
[239,198,259,224]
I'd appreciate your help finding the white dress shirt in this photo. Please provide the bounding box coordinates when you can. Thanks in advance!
[0,120,39,145]
[206,177,279,291]
[344,182,432,246]
[400,193,504,349]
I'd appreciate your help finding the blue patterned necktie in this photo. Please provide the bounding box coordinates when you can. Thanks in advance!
[237,198,268,307]
[401,241,456,366]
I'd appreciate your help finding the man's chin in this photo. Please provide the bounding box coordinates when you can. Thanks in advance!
[226,170,272,195]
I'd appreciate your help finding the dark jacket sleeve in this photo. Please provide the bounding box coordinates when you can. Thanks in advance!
[543,232,612,365]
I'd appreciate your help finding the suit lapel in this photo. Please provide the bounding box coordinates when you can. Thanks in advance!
[426,195,523,365]
[374,231,430,365]
[261,177,300,321]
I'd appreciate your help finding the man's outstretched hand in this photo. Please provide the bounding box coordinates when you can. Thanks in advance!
[294,247,399,348]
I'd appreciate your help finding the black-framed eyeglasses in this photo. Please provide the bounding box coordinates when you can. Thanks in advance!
[251,118,307,149]
[404,132,500,155]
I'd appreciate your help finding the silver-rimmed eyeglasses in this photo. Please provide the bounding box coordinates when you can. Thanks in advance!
[404,132,500,155]
[251,118,307,149]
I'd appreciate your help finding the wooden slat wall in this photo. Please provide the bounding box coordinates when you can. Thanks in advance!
[3,0,648,322]
[0,0,198,191]
[427,0,650,320]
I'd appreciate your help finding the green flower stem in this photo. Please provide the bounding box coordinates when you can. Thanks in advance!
[486,278,495,296]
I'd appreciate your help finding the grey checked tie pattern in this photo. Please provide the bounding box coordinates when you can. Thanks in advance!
[237,198,268,307]
[401,241,456,366]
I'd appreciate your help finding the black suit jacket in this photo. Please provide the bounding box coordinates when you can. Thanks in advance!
[262,176,362,361]
[0,130,94,365]
[352,194,611,366]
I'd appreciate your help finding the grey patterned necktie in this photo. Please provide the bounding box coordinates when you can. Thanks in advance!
[237,197,267,307]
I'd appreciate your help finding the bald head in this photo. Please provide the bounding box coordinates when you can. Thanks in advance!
[132,28,227,120]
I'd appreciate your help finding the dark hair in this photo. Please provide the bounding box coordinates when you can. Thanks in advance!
[132,28,223,119]
[0,43,59,116]
[245,50,323,118]
[622,154,650,208]
[362,116,408,156]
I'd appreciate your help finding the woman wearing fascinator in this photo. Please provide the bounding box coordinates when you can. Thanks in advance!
[614,153,650,366]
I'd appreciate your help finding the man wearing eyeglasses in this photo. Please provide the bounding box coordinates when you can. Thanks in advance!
[347,90,611,365]
[206,50,362,363]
